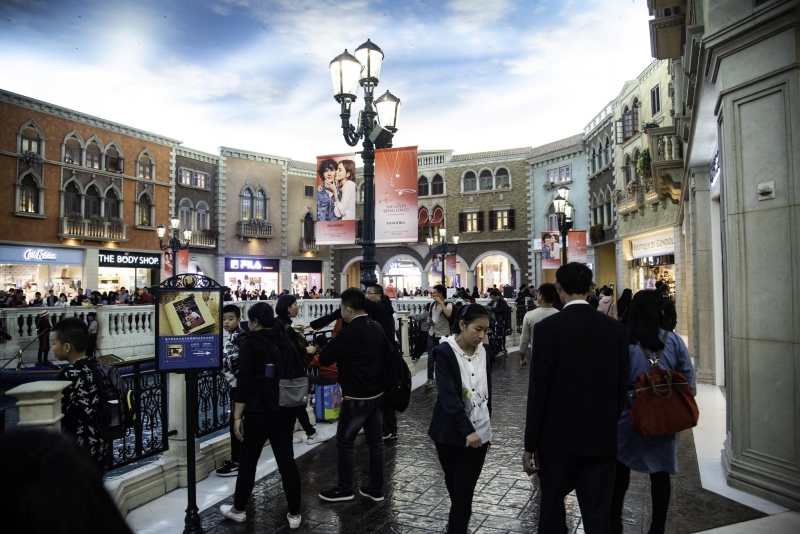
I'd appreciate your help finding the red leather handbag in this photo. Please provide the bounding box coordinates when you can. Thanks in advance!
[629,332,699,437]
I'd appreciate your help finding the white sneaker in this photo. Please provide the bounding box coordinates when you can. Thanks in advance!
[287,512,301,529]
[292,436,303,444]
[220,504,246,523]
[425,379,436,389]
[307,432,326,445]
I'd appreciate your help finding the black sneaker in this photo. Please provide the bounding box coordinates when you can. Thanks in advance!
[319,487,355,502]
[382,432,398,441]
[215,460,239,477]
[359,486,385,502]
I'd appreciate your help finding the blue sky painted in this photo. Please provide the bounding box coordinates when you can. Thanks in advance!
[0,0,655,161]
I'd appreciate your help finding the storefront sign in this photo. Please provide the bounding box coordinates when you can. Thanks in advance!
[630,230,675,259]
[225,257,280,272]
[100,250,162,268]
[0,245,84,265]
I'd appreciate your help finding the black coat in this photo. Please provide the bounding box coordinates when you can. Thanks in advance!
[234,328,297,413]
[310,298,396,342]
[319,315,388,398]
[524,302,629,456]
[428,342,493,447]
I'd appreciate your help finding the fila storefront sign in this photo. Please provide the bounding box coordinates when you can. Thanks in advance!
[630,229,675,259]
[99,250,162,268]
[0,245,84,265]
[225,257,280,272]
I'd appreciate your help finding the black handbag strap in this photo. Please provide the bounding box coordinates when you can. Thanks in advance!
[639,331,670,368]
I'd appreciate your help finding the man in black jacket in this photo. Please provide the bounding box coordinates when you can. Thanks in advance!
[318,289,389,503]
[522,263,629,534]
[365,284,401,441]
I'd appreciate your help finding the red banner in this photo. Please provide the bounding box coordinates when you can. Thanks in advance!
[315,152,357,245]
[568,230,588,264]
[374,146,418,243]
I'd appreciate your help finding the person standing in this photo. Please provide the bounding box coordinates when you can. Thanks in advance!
[517,284,559,369]
[318,289,389,503]
[522,263,629,534]
[215,305,246,477]
[616,288,633,326]
[609,290,696,534]
[364,284,400,441]
[35,311,55,368]
[86,312,98,359]
[220,303,303,529]
[487,290,510,355]
[597,287,619,319]
[658,284,677,332]
[429,304,493,534]
[426,284,453,389]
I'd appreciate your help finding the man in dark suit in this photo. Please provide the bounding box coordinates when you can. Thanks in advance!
[522,263,629,534]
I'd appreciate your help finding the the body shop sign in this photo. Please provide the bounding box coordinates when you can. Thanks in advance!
[630,230,675,259]
[100,250,162,268]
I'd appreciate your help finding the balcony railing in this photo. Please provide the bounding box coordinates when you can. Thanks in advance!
[237,219,273,240]
[300,236,319,252]
[189,232,217,248]
[59,217,128,242]
[647,126,684,204]
[615,186,645,217]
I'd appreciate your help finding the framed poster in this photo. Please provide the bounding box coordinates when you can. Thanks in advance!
[151,274,224,373]
[315,152,357,245]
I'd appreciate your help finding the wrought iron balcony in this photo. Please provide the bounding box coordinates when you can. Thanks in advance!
[237,219,273,241]
[59,216,128,242]
[189,232,218,249]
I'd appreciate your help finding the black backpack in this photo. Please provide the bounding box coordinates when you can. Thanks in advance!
[384,337,412,412]
[87,359,136,440]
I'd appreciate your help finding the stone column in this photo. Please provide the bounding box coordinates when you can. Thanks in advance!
[397,310,411,364]
[7,381,72,431]
[615,240,625,293]
[690,170,715,383]
[84,248,99,294]
[466,269,476,291]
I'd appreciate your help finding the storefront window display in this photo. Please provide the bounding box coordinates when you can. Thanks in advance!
[291,260,323,296]
[385,259,421,295]
[627,229,676,294]
[98,250,162,294]
[429,254,464,290]
[475,254,513,294]
[225,257,280,297]
[0,245,84,301]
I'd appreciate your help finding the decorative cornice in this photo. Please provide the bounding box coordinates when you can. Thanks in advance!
[220,146,288,164]
[0,89,182,147]
[176,147,219,164]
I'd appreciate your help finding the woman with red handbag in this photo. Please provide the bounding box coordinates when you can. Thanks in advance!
[610,290,696,534]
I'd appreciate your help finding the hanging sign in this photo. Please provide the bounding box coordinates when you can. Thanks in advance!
[374,146,419,243]
[568,230,588,264]
[315,152,357,245]
[541,231,561,270]
[630,229,675,259]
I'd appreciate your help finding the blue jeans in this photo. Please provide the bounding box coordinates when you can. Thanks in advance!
[336,396,385,492]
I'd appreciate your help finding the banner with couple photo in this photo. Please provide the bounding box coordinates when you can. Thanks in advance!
[541,231,561,270]
[315,147,418,245]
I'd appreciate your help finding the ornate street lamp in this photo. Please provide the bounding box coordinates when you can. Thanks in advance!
[157,216,192,275]
[552,186,573,265]
[329,39,402,287]
[427,228,459,285]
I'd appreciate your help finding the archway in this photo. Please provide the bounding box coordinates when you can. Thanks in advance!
[471,251,520,295]
[382,255,423,296]
[424,254,468,290]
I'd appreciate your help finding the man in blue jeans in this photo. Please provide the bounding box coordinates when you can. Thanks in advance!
[318,288,389,502]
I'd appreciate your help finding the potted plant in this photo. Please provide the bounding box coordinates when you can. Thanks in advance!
[22,151,43,167]
[637,148,653,190]
[589,223,605,244]
[201,228,220,239]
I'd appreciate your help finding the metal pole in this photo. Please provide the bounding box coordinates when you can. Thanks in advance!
[359,88,378,288]
[441,246,446,286]
[560,217,568,266]
[183,371,202,533]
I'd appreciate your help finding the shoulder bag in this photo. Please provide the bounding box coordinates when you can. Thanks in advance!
[629,331,699,437]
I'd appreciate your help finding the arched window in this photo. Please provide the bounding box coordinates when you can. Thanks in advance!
[105,189,120,220]
[632,148,640,183]
[19,175,39,213]
[495,168,509,189]
[196,203,209,230]
[106,144,123,172]
[463,171,477,192]
[64,182,81,216]
[20,125,41,154]
[85,185,101,217]
[418,176,429,197]
[86,142,102,170]
[179,200,192,230]
[255,190,267,220]
[479,169,493,190]
[65,136,82,165]
[624,155,632,186]
[138,151,154,180]
[547,204,559,232]
[303,212,314,239]
[591,147,597,174]
[137,194,152,226]
[432,174,444,195]
[241,188,253,220]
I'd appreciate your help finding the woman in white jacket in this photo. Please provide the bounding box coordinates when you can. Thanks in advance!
[334,159,357,220]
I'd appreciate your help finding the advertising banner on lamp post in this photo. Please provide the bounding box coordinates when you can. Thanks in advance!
[315,152,358,245]
[374,146,418,243]
[541,231,561,270]
[568,230,588,264]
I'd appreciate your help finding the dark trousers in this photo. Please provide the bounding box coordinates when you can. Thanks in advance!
[427,336,440,380]
[610,461,670,534]
[382,400,397,435]
[537,454,616,534]
[227,387,240,463]
[233,410,301,515]
[435,442,489,534]
[412,330,429,360]
[336,396,384,492]
[86,336,96,358]
[294,405,316,436]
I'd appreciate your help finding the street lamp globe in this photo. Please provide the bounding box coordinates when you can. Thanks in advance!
[329,49,362,102]
[427,237,433,247]
[553,194,566,215]
[453,235,459,245]
[170,216,180,230]
[354,39,383,86]
[558,185,570,204]
[375,90,401,129]
[439,227,446,239]
[183,228,192,242]
[157,224,166,239]
[564,203,574,222]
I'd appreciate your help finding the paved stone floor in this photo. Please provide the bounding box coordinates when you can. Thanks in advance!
[201,354,766,533]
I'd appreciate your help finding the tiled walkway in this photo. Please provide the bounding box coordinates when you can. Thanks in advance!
[198,354,767,534]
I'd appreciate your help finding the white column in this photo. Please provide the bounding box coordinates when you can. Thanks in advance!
[84,248,99,293]
[7,381,72,431]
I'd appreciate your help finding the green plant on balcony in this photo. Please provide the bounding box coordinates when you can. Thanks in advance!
[68,211,84,222]
[637,148,653,190]
[22,151,43,167]
[626,178,640,195]
[303,234,316,246]
[641,121,660,132]
[89,215,105,228]
[249,218,269,230]
[201,228,220,239]
[108,217,124,233]
[589,223,605,244]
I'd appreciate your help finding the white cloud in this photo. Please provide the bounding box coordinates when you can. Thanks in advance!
[446,0,515,34]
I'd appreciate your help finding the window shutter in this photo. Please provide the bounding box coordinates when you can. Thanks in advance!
[615,120,624,144]
[489,210,496,231]
[622,111,633,140]
[458,212,465,233]
[633,106,640,133]
[477,211,484,232]
[508,209,515,230]
[355,220,363,240]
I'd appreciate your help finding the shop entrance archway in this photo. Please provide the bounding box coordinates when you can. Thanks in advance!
[383,255,423,296]
[471,251,519,295]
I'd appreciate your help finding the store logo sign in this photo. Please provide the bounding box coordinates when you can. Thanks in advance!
[24,249,57,261]
[231,259,262,270]
[99,250,162,267]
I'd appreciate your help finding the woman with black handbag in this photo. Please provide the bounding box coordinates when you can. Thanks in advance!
[220,302,303,529]
[610,290,696,534]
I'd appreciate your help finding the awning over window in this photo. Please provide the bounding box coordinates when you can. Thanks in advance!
[429,205,444,226]
[418,207,429,227]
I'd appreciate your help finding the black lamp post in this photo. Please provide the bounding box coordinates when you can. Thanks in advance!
[552,185,574,266]
[157,216,192,275]
[427,228,459,285]
[329,39,401,287]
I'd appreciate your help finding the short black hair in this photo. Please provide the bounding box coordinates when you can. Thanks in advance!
[603,287,613,296]
[658,283,669,294]
[52,317,89,352]
[314,334,328,348]
[367,284,384,295]
[433,284,446,298]
[555,262,593,296]
[222,304,240,318]
[317,157,338,179]
[537,283,558,304]
[340,288,366,311]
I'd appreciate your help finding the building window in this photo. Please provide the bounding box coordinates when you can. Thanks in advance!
[495,168,510,189]
[196,203,209,230]
[302,212,315,240]
[605,202,612,226]
[304,185,314,197]
[138,151,154,180]
[418,176,429,197]
[547,205,559,232]
[106,145,123,172]
[138,195,152,226]
[19,175,38,213]
[105,189,120,219]
[605,137,611,165]
[591,147,597,174]
[21,125,40,154]
[463,171,477,192]
[355,219,363,240]
[85,186,101,217]
[255,190,267,220]
[459,211,484,233]
[195,171,209,189]
[178,168,193,186]
[432,174,444,195]
[479,170,493,190]
[651,84,661,116]
[241,189,252,221]
[86,143,102,170]
[616,103,640,143]
[64,182,81,216]
[490,209,515,231]
[179,200,192,230]
[548,165,571,183]
[65,138,81,165]
[358,183,365,203]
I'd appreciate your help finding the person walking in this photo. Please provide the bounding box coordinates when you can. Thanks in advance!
[487,290,510,356]
[429,304,493,534]
[220,302,303,529]
[517,284,559,369]
[658,284,677,332]
[426,284,453,389]
[318,289,389,503]
[597,287,618,319]
[411,303,432,361]
[609,290,696,534]
[522,263,629,534]
[616,288,633,326]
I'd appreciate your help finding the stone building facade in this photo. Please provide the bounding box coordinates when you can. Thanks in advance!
[175,147,219,278]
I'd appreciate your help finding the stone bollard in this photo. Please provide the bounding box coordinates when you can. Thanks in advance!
[509,301,518,346]
[7,380,72,431]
